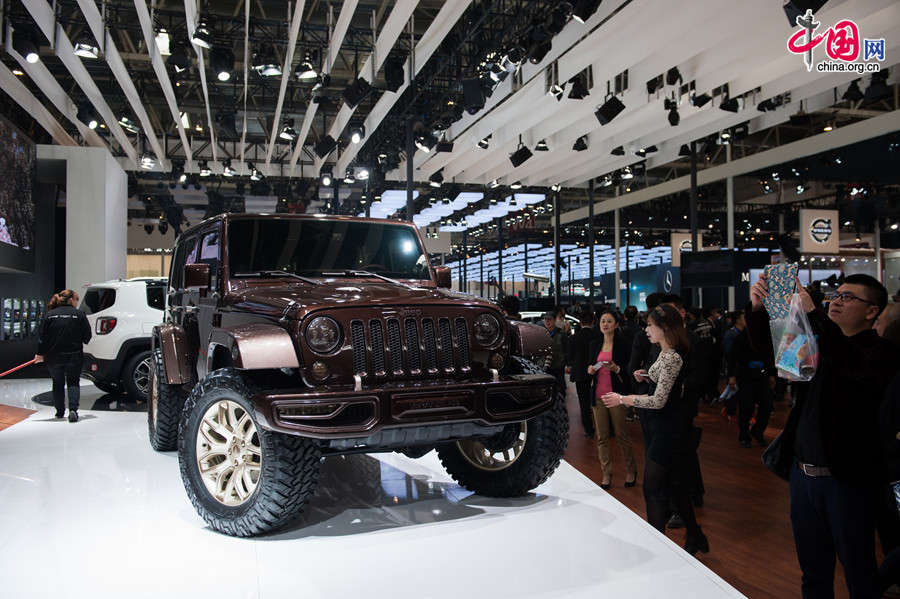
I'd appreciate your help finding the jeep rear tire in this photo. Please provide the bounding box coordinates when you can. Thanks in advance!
[436,357,568,496]
[123,350,153,402]
[148,348,185,451]
[178,368,322,537]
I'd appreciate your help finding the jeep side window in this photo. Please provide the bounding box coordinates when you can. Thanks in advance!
[198,230,221,290]
[171,237,197,291]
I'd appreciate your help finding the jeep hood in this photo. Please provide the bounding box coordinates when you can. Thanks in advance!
[228,281,495,318]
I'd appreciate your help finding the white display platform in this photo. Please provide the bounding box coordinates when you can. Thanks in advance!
[0,380,744,598]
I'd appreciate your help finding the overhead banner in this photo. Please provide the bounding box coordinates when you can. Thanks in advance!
[800,209,839,254]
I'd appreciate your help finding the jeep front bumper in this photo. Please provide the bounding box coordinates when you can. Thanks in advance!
[251,373,556,439]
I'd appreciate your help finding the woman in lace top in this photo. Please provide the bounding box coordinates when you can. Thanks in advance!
[601,304,710,557]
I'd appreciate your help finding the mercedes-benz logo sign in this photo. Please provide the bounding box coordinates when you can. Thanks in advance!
[809,217,833,244]
[664,270,674,292]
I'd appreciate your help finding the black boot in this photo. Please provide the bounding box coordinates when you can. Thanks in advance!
[68,410,79,423]
[684,531,710,556]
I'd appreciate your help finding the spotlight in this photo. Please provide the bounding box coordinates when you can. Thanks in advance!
[77,103,99,129]
[13,29,40,64]
[621,166,634,180]
[477,135,491,149]
[678,144,693,157]
[222,160,236,177]
[757,99,776,112]
[167,42,190,73]
[415,131,438,153]
[731,123,749,140]
[509,144,533,168]
[489,179,501,189]
[505,46,526,66]
[691,92,712,108]
[665,67,681,86]
[429,170,444,188]
[511,181,523,190]
[279,125,298,141]
[568,74,590,100]
[191,16,213,49]
[462,78,486,114]
[611,146,625,156]
[646,75,663,95]
[719,95,740,112]
[210,47,234,82]
[796,183,806,195]
[864,70,891,102]
[535,139,549,151]
[158,221,168,235]
[528,40,552,64]
[155,28,171,56]
[144,224,154,235]
[12,68,24,76]
[73,38,100,59]
[843,80,864,102]
[342,78,371,108]
[384,57,404,92]
[248,162,263,181]
[666,100,680,126]
[599,175,613,187]
[573,136,588,152]
[343,170,355,185]
[436,140,454,153]
[198,160,211,177]
[314,135,337,158]
[295,52,318,80]
[572,0,600,23]
[594,96,626,125]
[349,125,365,144]
[140,153,156,170]
[320,170,333,186]
[252,44,281,77]
[783,1,828,27]
[118,116,140,134]
[549,82,566,101]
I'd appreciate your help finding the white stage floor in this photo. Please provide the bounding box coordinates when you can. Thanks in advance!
[0,379,744,598]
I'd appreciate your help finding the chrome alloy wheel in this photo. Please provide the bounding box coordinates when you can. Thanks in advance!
[195,400,262,506]
[456,422,528,472]
[133,356,153,398]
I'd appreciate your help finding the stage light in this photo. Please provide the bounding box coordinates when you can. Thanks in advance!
[595,96,625,125]
[144,224,154,235]
[198,160,211,177]
[796,183,806,195]
[573,136,588,152]
[295,53,318,80]
[436,140,454,153]
[535,139,549,151]
[314,135,337,158]
[384,57,404,92]
[572,0,600,23]
[356,167,369,181]
[118,116,140,134]
[429,170,444,188]
[77,103,99,129]
[415,132,438,153]
[646,75,662,95]
[167,42,190,73]
[757,99,776,112]
[349,125,365,144]
[343,170,355,184]
[568,74,590,100]
[248,162,262,181]
[505,46,526,66]
[719,95,740,112]
[549,82,566,101]
[509,144,533,168]
[678,144,693,157]
[320,170,333,186]
[13,29,40,64]
[528,40,552,64]
[489,179,501,189]
[279,125,298,141]
[621,166,634,180]
[12,68,24,76]
[191,16,213,49]
[843,80,864,102]
[783,1,828,27]
[73,38,100,59]
[511,181,523,190]
[155,28,171,56]
[665,67,681,86]
[140,153,155,170]
[691,92,711,108]
[478,135,491,149]
[342,78,372,107]
[222,159,236,177]
[462,78,486,114]
[210,47,234,82]
[252,44,281,77]
[611,146,625,156]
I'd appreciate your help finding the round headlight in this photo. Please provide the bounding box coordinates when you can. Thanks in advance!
[305,316,342,354]
[473,313,501,347]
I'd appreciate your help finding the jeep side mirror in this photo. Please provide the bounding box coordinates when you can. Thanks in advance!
[434,266,451,289]
[184,263,210,289]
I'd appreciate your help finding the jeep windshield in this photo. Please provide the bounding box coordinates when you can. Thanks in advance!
[228,218,431,280]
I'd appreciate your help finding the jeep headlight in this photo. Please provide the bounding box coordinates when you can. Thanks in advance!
[474,313,501,347]
[305,316,342,354]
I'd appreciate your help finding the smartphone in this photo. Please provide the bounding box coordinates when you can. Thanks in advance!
[763,263,799,319]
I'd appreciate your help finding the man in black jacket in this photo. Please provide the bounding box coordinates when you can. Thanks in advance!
[726,307,775,448]
[749,272,900,599]
[35,290,92,421]
[567,305,598,438]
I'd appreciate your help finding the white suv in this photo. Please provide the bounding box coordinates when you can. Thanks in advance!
[80,278,166,401]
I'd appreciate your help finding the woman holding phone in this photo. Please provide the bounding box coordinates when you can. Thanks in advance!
[601,304,709,556]
[587,310,636,489]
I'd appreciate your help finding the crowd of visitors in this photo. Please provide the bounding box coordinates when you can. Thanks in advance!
[526,273,900,596]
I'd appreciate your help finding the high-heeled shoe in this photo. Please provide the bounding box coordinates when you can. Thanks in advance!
[624,474,637,488]
[683,531,710,556]
[600,476,612,490]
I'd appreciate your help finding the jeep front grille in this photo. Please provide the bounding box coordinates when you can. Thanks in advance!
[350,316,471,379]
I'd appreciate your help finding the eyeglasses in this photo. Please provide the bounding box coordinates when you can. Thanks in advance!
[832,292,874,305]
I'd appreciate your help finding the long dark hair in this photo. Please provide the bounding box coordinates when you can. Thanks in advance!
[648,304,690,354]
[48,289,78,310]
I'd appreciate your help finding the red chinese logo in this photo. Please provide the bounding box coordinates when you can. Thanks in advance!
[788,19,860,62]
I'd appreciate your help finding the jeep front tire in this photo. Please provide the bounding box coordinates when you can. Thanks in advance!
[148,348,185,451]
[177,369,322,537]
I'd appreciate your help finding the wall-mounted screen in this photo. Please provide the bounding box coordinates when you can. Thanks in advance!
[0,115,36,273]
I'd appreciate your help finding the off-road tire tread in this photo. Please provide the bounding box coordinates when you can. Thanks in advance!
[148,347,185,451]
[177,368,322,537]
[436,356,569,496]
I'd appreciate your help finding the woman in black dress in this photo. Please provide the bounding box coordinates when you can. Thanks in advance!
[601,304,709,556]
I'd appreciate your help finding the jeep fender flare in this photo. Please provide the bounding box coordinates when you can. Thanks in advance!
[153,324,193,385]
[207,323,300,372]
[508,321,551,362]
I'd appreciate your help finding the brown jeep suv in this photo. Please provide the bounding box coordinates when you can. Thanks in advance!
[149,213,567,537]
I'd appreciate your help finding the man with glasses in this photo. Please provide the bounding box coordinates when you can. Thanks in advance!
[749,272,900,599]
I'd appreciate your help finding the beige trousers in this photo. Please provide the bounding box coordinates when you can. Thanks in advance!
[592,403,637,479]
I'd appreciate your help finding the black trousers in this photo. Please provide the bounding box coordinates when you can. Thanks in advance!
[575,380,595,437]
[737,377,773,443]
[789,465,878,599]
[47,353,82,413]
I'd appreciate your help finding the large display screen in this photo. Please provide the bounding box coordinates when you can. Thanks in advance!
[0,115,36,273]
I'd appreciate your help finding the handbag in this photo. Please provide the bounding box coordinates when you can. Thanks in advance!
[761,429,792,481]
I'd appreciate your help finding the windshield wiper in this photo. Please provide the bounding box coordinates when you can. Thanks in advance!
[234,270,320,286]
[320,270,418,290]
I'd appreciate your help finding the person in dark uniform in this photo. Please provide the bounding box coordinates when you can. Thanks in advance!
[727,305,775,448]
[34,289,92,422]
[566,305,598,438]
